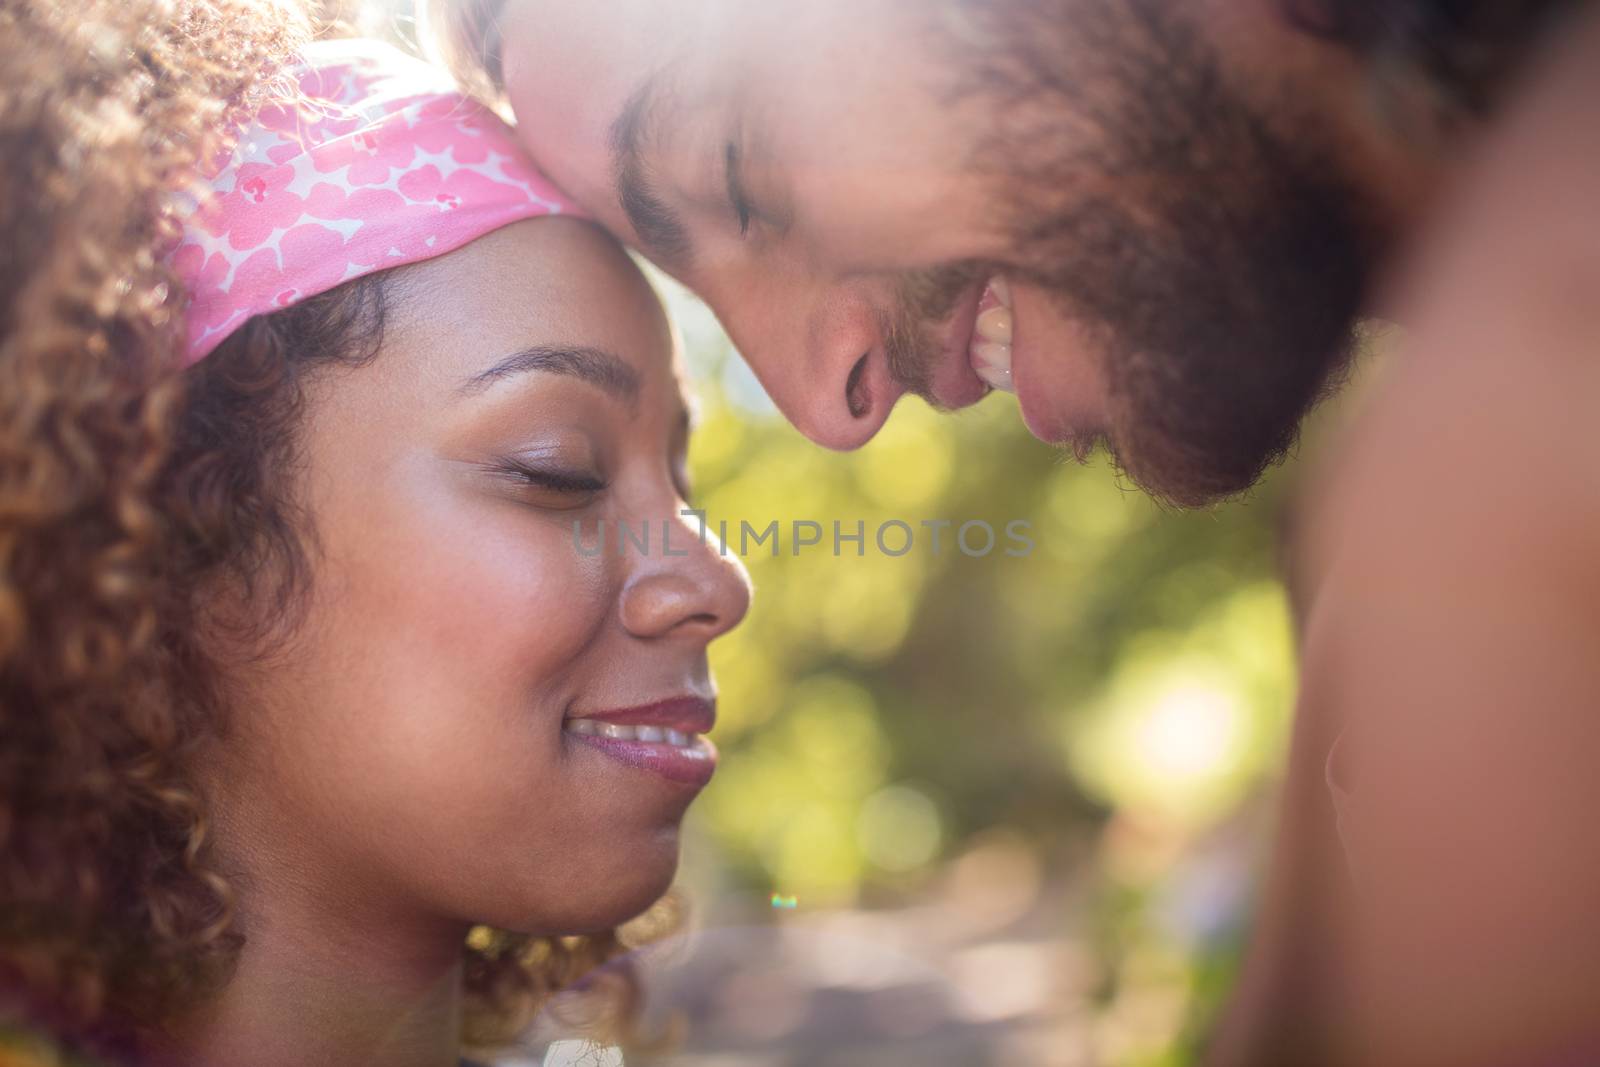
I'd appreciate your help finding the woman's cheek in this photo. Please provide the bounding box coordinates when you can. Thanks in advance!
[406,519,613,682]
[324,529,609,827]
[305,505,613,794]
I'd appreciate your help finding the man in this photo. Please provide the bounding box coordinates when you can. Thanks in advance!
[429,0,1570,502]
[425,1,1600,1062]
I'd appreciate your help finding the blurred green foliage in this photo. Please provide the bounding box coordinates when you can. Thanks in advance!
[669,278,1296,895]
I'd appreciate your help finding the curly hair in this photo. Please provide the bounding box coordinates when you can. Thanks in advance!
[0,1,312,1056]
[0,1,644,1061]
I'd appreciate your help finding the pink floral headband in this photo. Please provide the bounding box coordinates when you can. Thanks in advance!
[172,37,583,364]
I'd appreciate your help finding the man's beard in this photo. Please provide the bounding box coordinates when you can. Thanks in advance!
[912,0,1383,506]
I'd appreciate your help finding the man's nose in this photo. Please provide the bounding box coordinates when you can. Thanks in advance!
[724,288,907,451]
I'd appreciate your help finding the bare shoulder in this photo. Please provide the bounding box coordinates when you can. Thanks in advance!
[1283,11,1600,1062]
[1299,0,1600,612]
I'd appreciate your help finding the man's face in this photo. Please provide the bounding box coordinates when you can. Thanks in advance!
[497,0,1376,505]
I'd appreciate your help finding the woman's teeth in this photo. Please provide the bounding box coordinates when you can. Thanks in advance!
[972,276,1015,393]
[564,718,707,752]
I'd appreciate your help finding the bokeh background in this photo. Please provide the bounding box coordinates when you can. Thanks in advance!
[348,3,1340,1063]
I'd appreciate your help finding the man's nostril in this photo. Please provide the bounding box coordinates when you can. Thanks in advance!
[845,352,870,418]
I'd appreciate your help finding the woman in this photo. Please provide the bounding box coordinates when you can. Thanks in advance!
[0,5,748,1065]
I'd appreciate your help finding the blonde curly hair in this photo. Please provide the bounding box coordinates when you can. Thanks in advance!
[0,1,643,1061]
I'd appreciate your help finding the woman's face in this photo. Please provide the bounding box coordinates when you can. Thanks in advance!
[208,218,750,937]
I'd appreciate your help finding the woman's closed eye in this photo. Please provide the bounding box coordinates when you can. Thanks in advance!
[492,457,608,509]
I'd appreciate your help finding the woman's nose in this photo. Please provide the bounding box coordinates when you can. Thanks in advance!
[618,510,751,642]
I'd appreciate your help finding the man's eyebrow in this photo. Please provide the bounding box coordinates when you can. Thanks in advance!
[457,345,641,405]
[609,78,693,267]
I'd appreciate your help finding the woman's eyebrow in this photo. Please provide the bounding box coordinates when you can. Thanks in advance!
[457,344,641,405]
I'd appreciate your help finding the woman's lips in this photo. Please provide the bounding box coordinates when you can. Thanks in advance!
[564,696,717,787]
